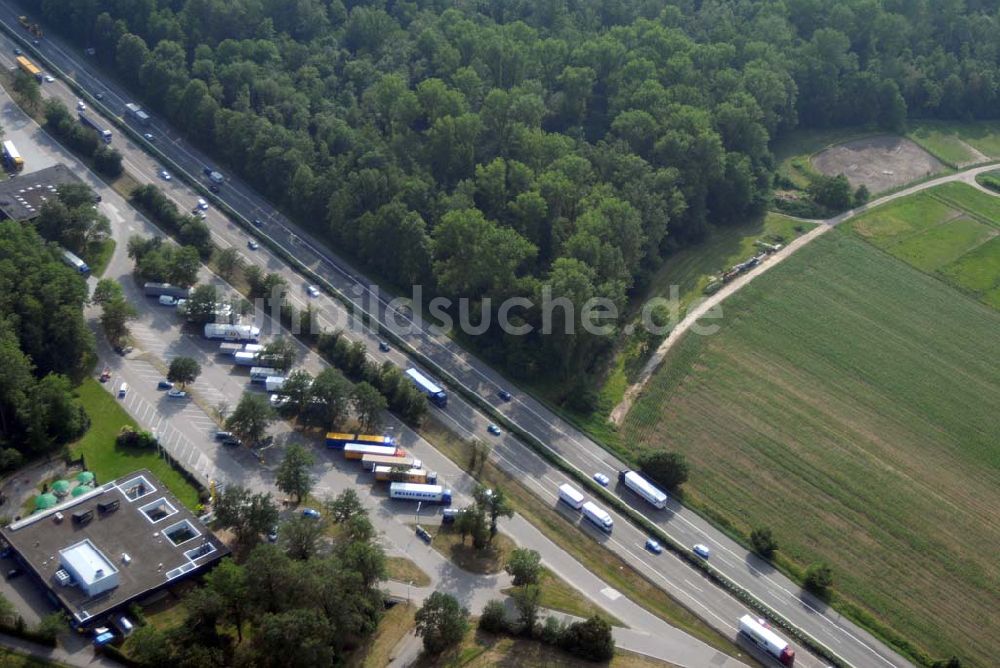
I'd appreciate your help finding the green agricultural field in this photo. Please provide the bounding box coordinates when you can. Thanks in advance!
[907,121,1000,164]
[533,213,813,436]
[847,183,1000,307]
[73,378,201,509]
[622,232,1000,667]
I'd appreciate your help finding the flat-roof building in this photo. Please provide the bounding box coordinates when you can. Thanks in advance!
[0,470,228,628]
[0,163,88,222]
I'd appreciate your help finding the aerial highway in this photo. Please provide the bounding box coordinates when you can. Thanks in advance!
[0,9,918,666]
[0,81,758,668]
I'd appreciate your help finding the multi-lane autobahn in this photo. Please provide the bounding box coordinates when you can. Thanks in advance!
[0,7,916,666]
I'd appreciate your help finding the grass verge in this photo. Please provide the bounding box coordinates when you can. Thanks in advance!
[423,523,515,575]
[386,557,431,587]
[502,567,624,626]
[419,419,760,665]
[415,626,677,668]
[72,377,200,509]
[346,602,416,668]
[0,648,59,667]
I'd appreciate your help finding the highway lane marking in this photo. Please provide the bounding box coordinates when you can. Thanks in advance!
[684,579,704,593]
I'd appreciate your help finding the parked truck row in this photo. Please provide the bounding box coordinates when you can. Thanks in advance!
[326,431,448,503]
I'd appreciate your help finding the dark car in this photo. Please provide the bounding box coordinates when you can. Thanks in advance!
[415,525,432,543]
[157,381,173,390]
[209,184,220,193]
[13,48,21,56]
[203,167,213,176]
[95,92,104,100]
[252,218,263,227]
[222,436,242,447]
[497,390,512,401]
[266,526,278,543]
[6,568,22,580]
[378,341,390,353]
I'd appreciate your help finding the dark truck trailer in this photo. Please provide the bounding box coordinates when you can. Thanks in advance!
[143,282,191,299]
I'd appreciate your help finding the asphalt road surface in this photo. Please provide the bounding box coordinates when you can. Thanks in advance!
[0,84,755,668]
[0,9,951,666]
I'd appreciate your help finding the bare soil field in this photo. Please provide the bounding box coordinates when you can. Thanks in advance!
[812,136,944,193]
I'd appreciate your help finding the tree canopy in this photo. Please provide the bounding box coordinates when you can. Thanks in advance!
[38,0,1000,388]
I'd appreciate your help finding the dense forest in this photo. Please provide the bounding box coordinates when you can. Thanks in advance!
[29,0,1000,387]
[0,220,94,469]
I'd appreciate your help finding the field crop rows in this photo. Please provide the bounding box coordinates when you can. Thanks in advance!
[622,232,1000,666]
[848,183,1000,308]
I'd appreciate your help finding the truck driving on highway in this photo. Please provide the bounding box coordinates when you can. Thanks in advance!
[405,368,448,407]
[15,55,42,82]
[204,323,261,343]
[78,111,112,142]
[738,615,795,666]
[619,470,668,509]
[389,482,452,506]
[125,103,150,126]
[558,484,585,510]
[581,501,613,532]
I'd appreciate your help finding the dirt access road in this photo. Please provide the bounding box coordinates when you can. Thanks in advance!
[610,162,1000,424]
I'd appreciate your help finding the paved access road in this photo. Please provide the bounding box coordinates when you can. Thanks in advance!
[0,9,946,666]
[0,84,753,668]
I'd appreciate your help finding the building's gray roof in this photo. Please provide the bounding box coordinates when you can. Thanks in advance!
[1,470,227,625]
[0,163,86,221]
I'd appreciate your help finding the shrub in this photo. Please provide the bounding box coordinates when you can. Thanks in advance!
[750,527,778,559]
[637,450,689,491]
[479,599,508,634]
[804,562,834,598]
[559,615,615,662]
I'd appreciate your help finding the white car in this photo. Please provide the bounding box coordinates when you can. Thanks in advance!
[160,170,171,181]
[270,394,289,407]
[593,472,610,487]
[693,544,711,559]
[143,133,154,141]
[77,100,86,111]
[306,285,320,298]
[247,239,260,250]
[158,295,178,306]
[167,389,187,399]
[44,74,54,83]
[197,198,208,210]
